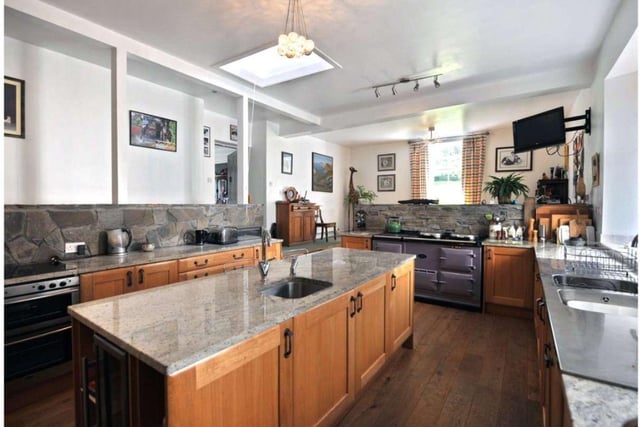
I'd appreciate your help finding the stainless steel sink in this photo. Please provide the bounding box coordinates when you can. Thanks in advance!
[552,274,637,294]
[261,277,332,299]
[557,288,637,317]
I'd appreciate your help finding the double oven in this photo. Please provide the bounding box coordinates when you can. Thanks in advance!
[5,261,79,380]
[373,231,483,310]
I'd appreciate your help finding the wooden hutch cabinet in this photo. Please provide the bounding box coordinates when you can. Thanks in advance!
[276,202,318,246]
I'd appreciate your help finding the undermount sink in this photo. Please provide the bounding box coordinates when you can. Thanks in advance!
[261,277,332,299]
[552,274,638,294]
[557,288,637,317]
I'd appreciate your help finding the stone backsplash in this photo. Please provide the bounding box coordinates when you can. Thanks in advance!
[355,204,524,235]
[5,204,264,265]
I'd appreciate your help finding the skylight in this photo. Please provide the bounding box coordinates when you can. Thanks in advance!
[220,46,334,87]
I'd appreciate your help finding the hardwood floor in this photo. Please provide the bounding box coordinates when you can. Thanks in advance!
[4,302,539,427]
[337,301,541,427]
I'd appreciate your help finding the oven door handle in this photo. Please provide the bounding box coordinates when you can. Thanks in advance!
[4,286,79,305]
[5,324,72,347]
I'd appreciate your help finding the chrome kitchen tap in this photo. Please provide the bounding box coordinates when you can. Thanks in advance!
[258,229,272,279]
[290,256,300,277]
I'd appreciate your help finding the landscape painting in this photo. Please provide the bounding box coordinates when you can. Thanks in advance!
[312,152,333,192]
[129,110,177,152]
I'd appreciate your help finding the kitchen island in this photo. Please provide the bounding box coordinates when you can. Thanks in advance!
[69,248,415,426]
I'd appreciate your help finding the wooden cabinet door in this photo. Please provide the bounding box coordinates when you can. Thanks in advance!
[354,275,387,392]
[386,261,414,353]
[302,210,316,242]
[484,246,534,309]
[543,314,566,427]
[341,236,371,250]
[80,267,132,302]
[166,325,283,427]
[292,293,355,427]
[136,260,178,291]
[289,212,304,244]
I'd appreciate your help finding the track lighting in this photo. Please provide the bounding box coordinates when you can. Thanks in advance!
[372,73,442,98]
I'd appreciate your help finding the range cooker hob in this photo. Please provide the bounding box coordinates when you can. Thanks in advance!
[373,230,482,246]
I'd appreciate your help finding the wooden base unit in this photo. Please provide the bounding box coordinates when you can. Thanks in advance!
[341,235,372,250]
[483,245,534,318]
[276,202,318,246]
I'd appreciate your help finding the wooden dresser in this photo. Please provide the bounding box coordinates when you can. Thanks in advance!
[276,201,318,246]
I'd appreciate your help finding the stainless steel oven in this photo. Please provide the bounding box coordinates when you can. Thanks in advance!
[5,273,80,380]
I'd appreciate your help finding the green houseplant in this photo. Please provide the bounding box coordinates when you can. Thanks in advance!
[483,173,529,204]
[356,185,377,204]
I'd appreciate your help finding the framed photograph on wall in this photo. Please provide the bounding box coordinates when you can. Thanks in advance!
[378,153,395,171]
[4,76,25,138]
[281,151,293,175]
[495,146,532,172]
[203,126,211,157]
[230,124,238,141]
[312,152,333,192]
[129,110,177,152]
[377,174,395,192]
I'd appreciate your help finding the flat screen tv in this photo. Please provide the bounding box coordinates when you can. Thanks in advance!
[512,107,566,153]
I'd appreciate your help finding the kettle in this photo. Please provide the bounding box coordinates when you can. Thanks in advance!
[385,216,402,233]
[106,228,132,254]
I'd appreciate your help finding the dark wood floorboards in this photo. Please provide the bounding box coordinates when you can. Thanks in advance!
[4,302,539,427]
[337,302,541,427]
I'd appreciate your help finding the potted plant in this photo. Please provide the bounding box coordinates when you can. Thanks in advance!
[356,185,377,204]
[483,173,529,204]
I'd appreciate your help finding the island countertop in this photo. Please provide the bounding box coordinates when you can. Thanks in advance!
[68,248,415,376]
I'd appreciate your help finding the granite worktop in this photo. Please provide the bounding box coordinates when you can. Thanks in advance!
[5,237,280,285]
[68,248,415,376]
[533,243,637,426]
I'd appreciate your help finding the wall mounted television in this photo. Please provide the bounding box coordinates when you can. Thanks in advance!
[512,107,566,153]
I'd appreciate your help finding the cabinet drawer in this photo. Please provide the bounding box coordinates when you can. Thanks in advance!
[178,265,226,281]
[178,248,255,272]
[211,248,255,265]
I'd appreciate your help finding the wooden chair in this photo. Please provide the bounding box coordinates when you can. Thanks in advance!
[315,209,337,242]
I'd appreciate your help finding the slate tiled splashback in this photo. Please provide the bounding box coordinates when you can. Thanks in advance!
[5,204,264,265]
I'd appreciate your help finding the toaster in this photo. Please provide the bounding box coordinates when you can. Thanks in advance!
[207,226,239,244]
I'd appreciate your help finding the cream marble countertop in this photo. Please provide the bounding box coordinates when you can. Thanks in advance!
[68,248,415,376]
[339,230,380,238]
[533,243,637,426]
[4,237,281,285]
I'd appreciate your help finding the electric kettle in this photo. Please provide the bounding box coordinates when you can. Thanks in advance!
[106,228,132,254]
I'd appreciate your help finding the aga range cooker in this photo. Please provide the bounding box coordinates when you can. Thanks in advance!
[373,231,483,311]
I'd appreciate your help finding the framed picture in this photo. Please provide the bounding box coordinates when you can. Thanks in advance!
[495,147,532,172]
[4,76,25,138]
[312,152,333,192]
[230,124,238,141]
[129,111,177,152]
[378,174,395,192]
[203,126,211,157]
[281,151,293,175]
[378,153,395,171]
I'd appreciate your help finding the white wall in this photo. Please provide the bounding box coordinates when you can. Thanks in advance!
[265,126,351,231]
[4,37,112,204]
[602,71,638,242]
[350,141,411,204]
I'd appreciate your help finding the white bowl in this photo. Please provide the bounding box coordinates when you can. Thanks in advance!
[141,243,155,252]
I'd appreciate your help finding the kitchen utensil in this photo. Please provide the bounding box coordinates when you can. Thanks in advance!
[195,229,209,245]
[106,228,132,254]
[385,216,401,233]
[207,226,239,244]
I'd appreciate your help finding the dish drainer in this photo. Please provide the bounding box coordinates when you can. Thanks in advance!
[563,243,638,280]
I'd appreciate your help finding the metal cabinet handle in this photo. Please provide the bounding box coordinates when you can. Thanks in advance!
[284,328,293,358]
[256,248,260,259]
[536,298,546,323]
[126,270,133,287]
[391,274,397,291]
[350,295,357,317]
[417,253,427,259]
[138,269,144,285]
[486,248,492,260]
[194,259,209,267]
[232,253,245,260]
[543,343,553,368]
[356,291,363,312]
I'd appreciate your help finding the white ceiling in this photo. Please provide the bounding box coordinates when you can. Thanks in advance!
[9,0,624,145]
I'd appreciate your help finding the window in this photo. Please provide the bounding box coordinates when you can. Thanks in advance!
[427,140,464,204]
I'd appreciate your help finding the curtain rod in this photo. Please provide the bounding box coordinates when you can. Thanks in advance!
[407,131,490,144]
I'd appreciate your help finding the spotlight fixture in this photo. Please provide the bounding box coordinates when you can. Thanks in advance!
[277,0,315,58]
[371,73,442,98]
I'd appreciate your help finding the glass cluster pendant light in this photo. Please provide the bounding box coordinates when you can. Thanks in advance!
[277,0,315,58]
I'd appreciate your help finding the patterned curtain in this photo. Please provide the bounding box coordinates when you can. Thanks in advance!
[409,143,428,199]
[461,135,487,204]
